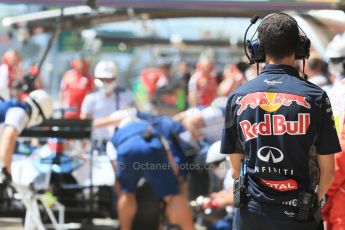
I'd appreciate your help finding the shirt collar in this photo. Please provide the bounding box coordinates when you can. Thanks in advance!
[261,64,300,77]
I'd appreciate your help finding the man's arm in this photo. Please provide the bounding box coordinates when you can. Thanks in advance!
[229,153,245,179]
[317,154,335,201]
[0,126,18,172]
[92,108,138,128]
[0,107,29,172]
[92,116,123,128]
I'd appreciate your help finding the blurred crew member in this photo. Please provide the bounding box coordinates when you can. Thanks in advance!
[174,99,226,144]
[305,57,331,91]
[322,123,345,230]
[0,90,53,173]
[218,62,248,97]
[80,60,136,156]
[221,14,339,230]
[188,52,218,107]
[174,99,226,199]
[60,57,94,119]
[204,141,234,230]
[0,50,24,101]
[94,110,194,230]
[322,32,345,230]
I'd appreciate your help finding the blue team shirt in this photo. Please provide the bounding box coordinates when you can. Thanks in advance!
[221,64,341,205]
[0,99,29,123]
[137,112,196,168]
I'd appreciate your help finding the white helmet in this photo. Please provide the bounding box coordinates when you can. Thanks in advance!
[25,90,53,128]
[94,60,119,79]
[326,33,345,59]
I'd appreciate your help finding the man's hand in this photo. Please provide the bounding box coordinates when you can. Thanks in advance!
[229,153,245,179]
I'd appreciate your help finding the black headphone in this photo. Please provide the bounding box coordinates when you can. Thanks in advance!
[244,13,311,65]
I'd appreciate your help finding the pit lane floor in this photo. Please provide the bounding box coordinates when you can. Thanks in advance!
[0,218,120,229]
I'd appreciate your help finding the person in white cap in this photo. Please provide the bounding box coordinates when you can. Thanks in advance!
[0,89,53,173]
[80,60,136,156]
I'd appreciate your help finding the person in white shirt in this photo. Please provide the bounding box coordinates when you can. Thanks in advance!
[80,60,136,156]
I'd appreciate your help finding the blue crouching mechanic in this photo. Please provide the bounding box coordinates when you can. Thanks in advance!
[94,109,194,230]
[0,89,53,173]
[221,13,340,230]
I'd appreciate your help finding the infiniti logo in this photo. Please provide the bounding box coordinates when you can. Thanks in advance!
[257,146,284,163]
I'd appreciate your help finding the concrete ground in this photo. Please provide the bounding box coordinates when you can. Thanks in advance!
[0,218,119,230]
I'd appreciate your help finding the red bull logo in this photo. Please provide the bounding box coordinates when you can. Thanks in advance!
[240,113,310,141]
[236,92,311,115]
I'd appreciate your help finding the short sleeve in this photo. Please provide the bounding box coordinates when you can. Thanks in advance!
[4,107,29,134]
[220,95,244,154]
[316,93,341,155]
[81,94,94,117]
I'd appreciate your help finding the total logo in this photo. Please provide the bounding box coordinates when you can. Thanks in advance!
[236,92,311,115]
[260,178,298,192]
[240,113,310,141]
[257,146,284,163]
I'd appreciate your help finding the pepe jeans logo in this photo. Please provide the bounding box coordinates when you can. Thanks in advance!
[257,146,284,163]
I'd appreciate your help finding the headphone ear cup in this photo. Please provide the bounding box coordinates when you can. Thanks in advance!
[248,39,265,63]
[295,36,311,60]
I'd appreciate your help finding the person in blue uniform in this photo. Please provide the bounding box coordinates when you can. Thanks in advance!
[0,89,53,173]
[95,110,194,230]
[221,13,340,230]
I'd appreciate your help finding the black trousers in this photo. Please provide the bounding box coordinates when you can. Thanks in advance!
[232,199,322,230]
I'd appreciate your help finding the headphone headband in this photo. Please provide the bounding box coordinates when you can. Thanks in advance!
[244,13,310,65]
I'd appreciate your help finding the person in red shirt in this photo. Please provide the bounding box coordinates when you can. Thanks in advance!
[0,49,24,100]
[188,53,218,107]
[321,33,345,230]
[322,83,345,230]
[322,118,345,230]
[60,57,95,119]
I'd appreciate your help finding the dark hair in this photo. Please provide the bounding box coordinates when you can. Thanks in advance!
[258,14,299,60]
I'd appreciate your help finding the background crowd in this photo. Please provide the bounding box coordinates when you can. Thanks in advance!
[0,21,345,229]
